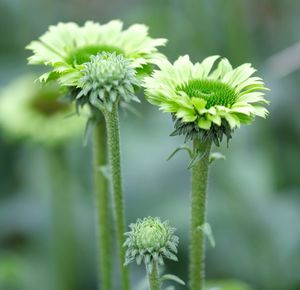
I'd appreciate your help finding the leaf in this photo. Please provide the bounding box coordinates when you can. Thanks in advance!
[83,118,95,146]
[198,223,216,248]
[161,274,186,286]
[209,152,226,164]
[187,149,208,169]
[99,165,111,181]
[120,102,142,118]
[167,145,193,161]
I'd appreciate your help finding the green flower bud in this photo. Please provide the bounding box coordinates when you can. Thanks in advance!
[124,217,179,272]
[76,52,139,111]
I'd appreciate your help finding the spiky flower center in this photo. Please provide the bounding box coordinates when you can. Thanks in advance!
[68,45,124,65]
[135,220,169,250]
[30,90,69,116]
[77,52,138,110]
[177,79,237,108]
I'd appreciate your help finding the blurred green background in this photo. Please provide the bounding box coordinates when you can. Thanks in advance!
[0,0,300,289]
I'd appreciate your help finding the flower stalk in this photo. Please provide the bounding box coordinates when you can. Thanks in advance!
[93,116,113,290]
[148,262,161,290]
[103,102,130,290]
[189,139,212,290]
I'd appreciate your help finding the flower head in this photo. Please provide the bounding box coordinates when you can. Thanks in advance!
[76,52,139,111]
[143,55,269,145]
[26,20,167,86]
[124,217,179,272]
[0,75,84,147]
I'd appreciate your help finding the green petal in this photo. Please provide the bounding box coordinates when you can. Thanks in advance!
[207,114,221,126]
[252,105,269,118]
[173,55,193,83]
[176,108,197,122]
[225,113,240,129]
[191,97,207,113]
[210,57,232,79]
[198,118,212,129]
[201,55,220,77]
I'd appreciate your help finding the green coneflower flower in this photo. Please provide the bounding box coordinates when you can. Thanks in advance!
[143,55,269,145]
[0,75,84,147]
[76,52,139,111]
[124,217,179,272]
[26,20,167,86]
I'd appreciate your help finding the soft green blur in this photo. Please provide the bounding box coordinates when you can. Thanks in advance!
[0,1,300,290]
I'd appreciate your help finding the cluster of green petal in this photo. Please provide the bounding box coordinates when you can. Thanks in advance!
[76,52,139,111]
[124,217,179,272]
[143,55,269,144]
[0,75,85,147]
[26,20,167,86]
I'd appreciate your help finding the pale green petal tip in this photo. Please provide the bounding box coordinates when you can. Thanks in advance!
[0,75,85,147]
[26,20,167,87]
[143,55,269,145]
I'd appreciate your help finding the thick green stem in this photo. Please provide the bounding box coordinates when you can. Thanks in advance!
[188,139,212,290]
[103,102,130,290]
[147,263,160,290]
[93,117,113,290]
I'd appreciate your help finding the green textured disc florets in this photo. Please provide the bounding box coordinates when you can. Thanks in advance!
[76,52,139,111]
[124,217,179,272]
[68,45,124,66]
[177,79,237,109]
[173,79,238,145]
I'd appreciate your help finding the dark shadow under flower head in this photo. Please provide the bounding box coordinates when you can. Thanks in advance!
[124,217,179,273]
[143,55,269,145]
[76,52,139,112]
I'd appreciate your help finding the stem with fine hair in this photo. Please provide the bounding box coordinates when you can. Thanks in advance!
[189,139,212,290]
[93,114,113,290]
[103,102,130,290]
[147,263,161,290]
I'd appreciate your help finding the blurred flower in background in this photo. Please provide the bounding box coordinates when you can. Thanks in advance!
[0,75,85,147]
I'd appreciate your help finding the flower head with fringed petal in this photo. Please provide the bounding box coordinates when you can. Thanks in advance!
[143,55,269,145]
[26,20,167,86]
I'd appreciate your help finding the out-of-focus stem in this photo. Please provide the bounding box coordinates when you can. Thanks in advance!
[93,116,113,290]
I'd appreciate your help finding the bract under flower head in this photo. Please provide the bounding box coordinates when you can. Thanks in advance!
[0,75,85,147]
[143,55,269,145]
[124,217,179,273]
[26,20,167,86]
[76,52,139,111]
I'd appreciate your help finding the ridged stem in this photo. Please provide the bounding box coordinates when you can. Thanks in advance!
[103,102,130,290]
[93,116,113,290]
[147,263,160,290]
[188,139,212,290]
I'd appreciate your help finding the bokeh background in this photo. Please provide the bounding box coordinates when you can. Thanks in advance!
[0,0,300,289]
